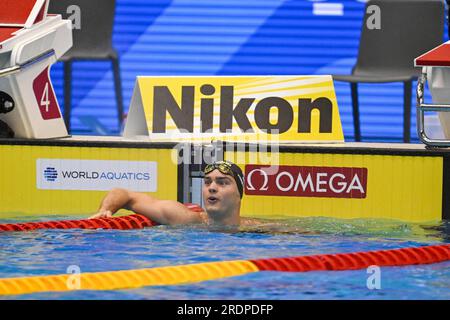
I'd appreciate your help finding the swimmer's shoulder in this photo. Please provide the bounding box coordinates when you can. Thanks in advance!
[240,217,263,226]
[182,204,207,224]
[188,207,208,225]
[186,208,264,227]
[198,210,209,224]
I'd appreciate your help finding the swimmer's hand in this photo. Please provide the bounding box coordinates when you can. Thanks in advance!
[89,210,113,219]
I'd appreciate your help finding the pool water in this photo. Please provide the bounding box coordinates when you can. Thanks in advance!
[0,216,449,300]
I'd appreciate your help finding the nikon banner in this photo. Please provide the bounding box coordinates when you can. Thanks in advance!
[123,76,344,143]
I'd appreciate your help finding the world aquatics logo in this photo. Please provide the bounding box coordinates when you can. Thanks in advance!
[44,167,58,182]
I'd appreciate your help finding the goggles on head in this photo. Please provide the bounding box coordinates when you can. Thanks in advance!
[204,161,234,176]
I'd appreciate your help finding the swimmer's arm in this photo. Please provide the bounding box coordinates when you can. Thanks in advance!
[127,192,203,225]
[90,188,202,225]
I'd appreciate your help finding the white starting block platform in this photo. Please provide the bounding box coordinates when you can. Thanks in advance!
[416,41,450,147]
[0,0,71,139]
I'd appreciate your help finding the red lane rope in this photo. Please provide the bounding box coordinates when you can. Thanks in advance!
[0,214,158,232]
[0,204,204,233]
[0,203,203,232]
[250,244,450,272]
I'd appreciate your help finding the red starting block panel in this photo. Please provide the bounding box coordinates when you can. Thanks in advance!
[415,42,450,67]
[0,0,47,27]
[0,27,19,43]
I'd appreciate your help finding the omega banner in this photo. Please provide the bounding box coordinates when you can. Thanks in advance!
[245,165,368,198]
[123,76,344,143]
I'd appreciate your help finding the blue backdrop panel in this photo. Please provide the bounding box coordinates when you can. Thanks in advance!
[50,0,445,141]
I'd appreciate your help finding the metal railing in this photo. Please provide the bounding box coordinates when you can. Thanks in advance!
[416,71,450,147]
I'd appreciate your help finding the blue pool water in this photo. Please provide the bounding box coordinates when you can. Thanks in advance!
[0,216,449,300]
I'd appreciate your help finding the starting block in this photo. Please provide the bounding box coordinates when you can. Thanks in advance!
[415,41,450,147]
[0,0,72,139]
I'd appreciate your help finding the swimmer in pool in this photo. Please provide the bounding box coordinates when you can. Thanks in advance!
[89,160,259,227]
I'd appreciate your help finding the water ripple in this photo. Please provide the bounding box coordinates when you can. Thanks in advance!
[0,216,448,299]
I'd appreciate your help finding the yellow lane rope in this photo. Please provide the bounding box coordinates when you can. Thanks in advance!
[2,244,448,296]
[0,260,259,295]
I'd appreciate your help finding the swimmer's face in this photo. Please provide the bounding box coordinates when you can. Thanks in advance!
[202,170,241,217]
